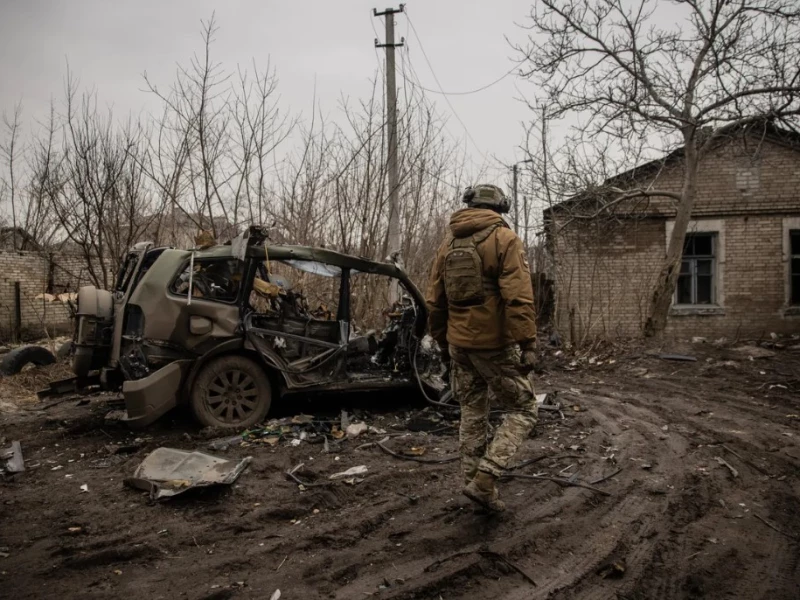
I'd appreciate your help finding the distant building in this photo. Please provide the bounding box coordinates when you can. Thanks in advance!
[544,125,800,341]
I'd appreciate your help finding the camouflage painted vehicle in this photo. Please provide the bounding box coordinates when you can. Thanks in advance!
[69,229,443,429]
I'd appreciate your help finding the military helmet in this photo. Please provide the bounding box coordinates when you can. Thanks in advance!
[462,184,511,214]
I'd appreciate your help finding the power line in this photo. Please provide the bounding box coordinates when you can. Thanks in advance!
[404,12,491,167]
[402,61,523,96]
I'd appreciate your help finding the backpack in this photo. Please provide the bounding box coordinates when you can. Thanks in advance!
[443,224,501,307]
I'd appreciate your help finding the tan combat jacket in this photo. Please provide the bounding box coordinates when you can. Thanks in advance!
[426,208,537,350]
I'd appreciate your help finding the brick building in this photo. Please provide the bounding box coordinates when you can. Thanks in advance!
[544,126,800,342]
[0,251,115,341]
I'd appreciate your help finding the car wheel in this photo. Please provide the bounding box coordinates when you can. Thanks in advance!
[0,345,57,376]
[190,355,271,429]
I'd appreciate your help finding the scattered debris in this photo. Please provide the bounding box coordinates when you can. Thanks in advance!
[345,422,369,438]
[719,444,770,476]
[590,468,623,485]
[535,393,562,412]
[270,589,282,600]
[375,441,459,464]
[329,465,369,480]
[659,354,697,362]
[125,448,252,500]
[79,484,89,493]
[285,463,331,488]
[692,337,708,344]
[754,514,798,541]
[715,456,739,478]
[1,440,25,475]
[404,447,426,456]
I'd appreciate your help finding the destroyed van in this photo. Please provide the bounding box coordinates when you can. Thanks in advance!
[68,228,444,429]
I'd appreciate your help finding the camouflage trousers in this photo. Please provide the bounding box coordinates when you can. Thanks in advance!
[450,344,537,480]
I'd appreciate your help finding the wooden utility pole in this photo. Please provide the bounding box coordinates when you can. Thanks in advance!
[374,5,405,288]
[511,159,532,233]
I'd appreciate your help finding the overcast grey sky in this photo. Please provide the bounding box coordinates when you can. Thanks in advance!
[1,0,535,181]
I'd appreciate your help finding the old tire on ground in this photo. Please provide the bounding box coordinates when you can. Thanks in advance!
[0,345,57,376]
[190,355,271,429]
[57,341,73,360]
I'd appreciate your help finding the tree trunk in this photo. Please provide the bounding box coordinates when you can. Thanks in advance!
[644,135,698,337]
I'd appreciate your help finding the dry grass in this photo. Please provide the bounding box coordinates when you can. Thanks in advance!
[0,361,73,406]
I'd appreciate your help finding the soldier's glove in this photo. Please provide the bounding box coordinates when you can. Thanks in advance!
[519,341,539,373]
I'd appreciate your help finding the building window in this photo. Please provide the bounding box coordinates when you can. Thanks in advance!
[676,233,716,305]
[791,230,800,306]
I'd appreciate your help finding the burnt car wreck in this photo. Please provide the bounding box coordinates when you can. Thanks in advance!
[59,228,444,429]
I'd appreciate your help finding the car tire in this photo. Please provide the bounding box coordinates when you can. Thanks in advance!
[0,345,57,376]
[190,355,272,429]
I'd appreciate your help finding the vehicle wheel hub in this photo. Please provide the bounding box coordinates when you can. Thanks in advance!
[206,369,259,424]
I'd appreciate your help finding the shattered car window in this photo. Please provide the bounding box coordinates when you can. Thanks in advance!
[170,258,244,303]
[249,260,340,321]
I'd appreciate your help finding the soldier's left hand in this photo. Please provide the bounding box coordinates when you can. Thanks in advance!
[521,350,539,370]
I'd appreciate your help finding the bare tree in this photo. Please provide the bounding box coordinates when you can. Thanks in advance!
[517,0,800,336]
[143,14,294,242]
[45,74,161,287]
[1,102,23,249]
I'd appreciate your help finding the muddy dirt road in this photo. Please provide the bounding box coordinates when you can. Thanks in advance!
[1,342,799,599]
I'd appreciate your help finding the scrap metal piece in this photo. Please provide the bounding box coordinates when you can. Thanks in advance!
[125,447,252,500]
[1,441,25,474]
[658,354,698,362]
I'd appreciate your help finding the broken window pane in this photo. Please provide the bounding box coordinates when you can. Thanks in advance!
[251,260,341,321]
[170,258,243,303]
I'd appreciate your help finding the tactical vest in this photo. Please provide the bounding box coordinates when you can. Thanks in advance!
[443,224,501,307]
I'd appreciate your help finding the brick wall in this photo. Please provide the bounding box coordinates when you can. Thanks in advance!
[551,137,800,341]
[0,251,116,341]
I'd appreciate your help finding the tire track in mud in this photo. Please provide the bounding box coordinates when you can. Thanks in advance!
[329,392,687,599]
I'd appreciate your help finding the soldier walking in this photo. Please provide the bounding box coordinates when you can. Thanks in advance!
[426,184,538,512]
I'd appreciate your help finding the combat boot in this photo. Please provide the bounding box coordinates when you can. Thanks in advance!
[463,471,506,513]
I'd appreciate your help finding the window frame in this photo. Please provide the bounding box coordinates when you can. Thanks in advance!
[167,257,246,305]
[675,232,718,307]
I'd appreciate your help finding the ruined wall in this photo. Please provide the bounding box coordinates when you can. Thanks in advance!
[0,251,115,342]
[552,138,800,341]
